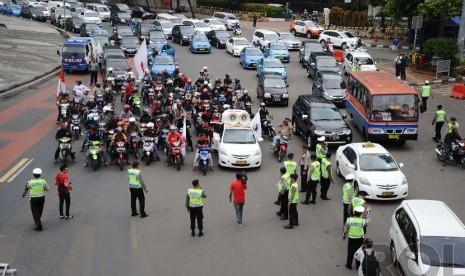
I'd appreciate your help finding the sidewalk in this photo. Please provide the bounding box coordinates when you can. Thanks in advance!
[376,62,459,86]
[0,15,65,92]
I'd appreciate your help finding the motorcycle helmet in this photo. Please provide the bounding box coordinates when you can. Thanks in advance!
[76,80,82,85]
[161,114,168,120]
[116,127,123,132]
[129,117,136,123]
[225,73,230,77]
[143,108,149,114]
[169,125,177,130]
[83,90,89,95]
[145,69,150,74]
[95,82,101,88]
[260,102,265,107]
[105,87,111,93]
[108,67,113,72]
[123,104,130,111]
[243,89,248,94]
[234,78,240,83]
[147,122,154,128]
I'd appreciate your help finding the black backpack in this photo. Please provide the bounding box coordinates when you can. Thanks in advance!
[362,249,379,276]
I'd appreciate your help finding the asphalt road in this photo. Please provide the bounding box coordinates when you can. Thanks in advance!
[0,21,464,276]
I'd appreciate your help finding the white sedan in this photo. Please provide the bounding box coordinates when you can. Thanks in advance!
[203,18,226,31]
[225,37,250,57]
[335,142,408,200]
[78,9,102,25]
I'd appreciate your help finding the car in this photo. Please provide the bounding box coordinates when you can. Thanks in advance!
[65,17,84,33]
[342,50,377,74]
[151,53,176,77]
[257,72,289,106]
[79,23,100,37]
[172,13,187,20]
[147,42,175,60]
[86,4,110,21]
[101,46,125,72]
[109,3,131,15]
[171,24,195,46]
[156,12,181,24]
[390,200,465,276]
[289,20,325,38]
[21,6,46,21]
[93,34,109,47]
[130,5,155,19]
[91,28,108,37]
[120,35,140,56]
[336,142,408,200]
[148,30,167,44]
[189,33,211,54]
[205,30,230,49]
[110,11,131,25]
[277,32,301,50]
[0,4,22,16]
[104,58,129,79]
[292,95,352,149]
[312,71,346,107]
[225,37,250,57]
[306,54,340,78]
[298,41,325,67]
[252,29,280,51]
[182,19,212,34]
[212,12,239,30]
[319,30,361,50]
[88,0,108,6]
[263,41,290,63]
[115,24,134,40]
[78,9,102,25]
[48,0,70,9]
[50,7,72,25]
[256,57,287,85]
[152,19,174,39]
[239,46,264,69]
[203,18,226,31]
[136,23,156,41]
[29,4,49,18]
[69,6,85,16]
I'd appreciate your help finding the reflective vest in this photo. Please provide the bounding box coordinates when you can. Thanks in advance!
[351,65,361,72]
[128,168,141,188]
[316,144,325,160]
[27,178,47,198]
[351,197,366,209]
[347,217,366,238]
[436,110,446,122]
[447,122,459,133]
[321,157,330,179]
[342,182,354,204]
[421,85,431,97]
[288,182,299,203]
[283,160,297,175]
[310,160,321,181]
[187,188,203,207]
[278,173,290,193]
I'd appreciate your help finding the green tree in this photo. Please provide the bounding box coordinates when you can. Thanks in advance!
[382,0,422,25]
[417,0,462,20]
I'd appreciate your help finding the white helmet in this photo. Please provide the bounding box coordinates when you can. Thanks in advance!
[243,89,248,94]
[170,125,177,130]
[145,69,150,74]
[203,66,208,70]
[108,67,113,72]
[425,80,429,84]
[129,117,136,123]
[345,173,355,181]
[147,122,154,128]
[33,168,42,175]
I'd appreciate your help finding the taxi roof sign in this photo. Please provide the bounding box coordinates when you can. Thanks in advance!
[362,142,376,148]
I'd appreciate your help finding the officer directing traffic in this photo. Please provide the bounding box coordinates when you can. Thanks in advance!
[344,206,369,270]
[128,161,148,218]
[186,179,207,237]
[22,168,50,231]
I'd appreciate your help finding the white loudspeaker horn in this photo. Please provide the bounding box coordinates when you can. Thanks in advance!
[239,113,250,124]
[229,113,239,124]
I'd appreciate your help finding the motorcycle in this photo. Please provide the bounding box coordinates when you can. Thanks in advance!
[129,132,140,159]
[95,93,105,110]
[114,77,124,95]
[59,137,72,165]
[115,141,127,171]
[147,88,155,106]
[58,103,70,123]
[88,140,103,171]
[234,27,242,36]
[262,115,276,141]
[106,129,114,151]
[184,92,192,111]
[69,114,81,140]
[274,135,290,162]
[244,102,254,118]
[198,146,210,175]
[167,140,182,171]
[160,128,169,156]
[436,141,465,168]
[141,136,159,165]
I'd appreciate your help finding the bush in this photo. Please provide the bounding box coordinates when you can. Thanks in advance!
[424,37,460,74]
[343,10,352,26]
[239,3,268,12]
[329,7,344,25]
[351,11,360,27]
[266,6,285,18]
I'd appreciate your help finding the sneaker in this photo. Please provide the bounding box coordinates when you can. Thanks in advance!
[198,231,204,237]
[238,223,243,228]
[65,215,73,219]
[131,213,139,217]
[140,214,148,218]
[283,225,293,229]
[60,215,65,219]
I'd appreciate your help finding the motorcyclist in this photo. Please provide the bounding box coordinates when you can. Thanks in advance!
[239,90,252,104]
[103,87,114,104]
[224,73,232,86]
[111,126,129,165]
[351,61,362,72]
[56,91,71,123]
[120,104,134,120]
[126,117,140,144]
[200,87,210,101]
[110,29,118,43]
[106,114,119,131]
[155,71,164,83]
[142,69,152,82]
[73,80,88,98]
[167,124,183,156]
[124,68,135,82]
[202,66,210,79]
[184,79,193,93]
[233,22,240,35]
[173,65,181,77]
[259,102,269,129]
[192,133,214,172]
[162,69,170,82]
[324,38,332,52]
[106,67,117,80]
[271,118,293,149]
[139,108,152,124]
[142,122,160,161]
[92,82,103,96]
[173,100,186,126]
[165,78,175,94]
[173,72,184,88]
[83,126,108,167]
[443,127,462,166]
[124,78,136,104]
[67,100,80,117]
[54,122,75,163]
[233,78,242,91]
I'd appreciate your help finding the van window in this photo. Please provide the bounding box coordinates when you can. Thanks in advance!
[420,237,465,267]
[396,208,418,256]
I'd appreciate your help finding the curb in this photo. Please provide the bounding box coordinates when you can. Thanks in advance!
[364,43,413,49]
[408,77,463,86]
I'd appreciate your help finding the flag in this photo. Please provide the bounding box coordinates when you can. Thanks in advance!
[95,41,103,61]
[133,38,148,79]
[56,66,66,99]
[251,111,262,139]
[181,116,187,157]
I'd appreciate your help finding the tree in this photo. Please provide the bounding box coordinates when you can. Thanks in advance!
[418,0,462,20]
[382,0,422,25]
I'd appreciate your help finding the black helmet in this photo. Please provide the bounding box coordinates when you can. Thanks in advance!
[234,78,240,83]
[225,73,230,77]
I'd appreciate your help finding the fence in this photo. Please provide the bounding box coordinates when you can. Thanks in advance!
[193,6,267,22]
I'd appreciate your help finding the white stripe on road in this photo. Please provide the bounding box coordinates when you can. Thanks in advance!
[7,158,33,182]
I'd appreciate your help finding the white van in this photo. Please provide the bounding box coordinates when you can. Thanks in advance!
[156,13,182,24]
[252,29,281,50]
[48,0,70,10]
[85,3,110,21]
[213,12,239,30]
[390,200,465,276]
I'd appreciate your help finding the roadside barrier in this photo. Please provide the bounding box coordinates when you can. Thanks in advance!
[333,49,344,62]
[450,83,465,100]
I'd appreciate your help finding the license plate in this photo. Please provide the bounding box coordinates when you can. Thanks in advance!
[388,134,400,139]
[199,48,205,51]
[332,135,340,140]
[273,98,281,102]
[235,160,247,165]
[70,66,77,70]
[279,57,284,60]
[382,191,394,196]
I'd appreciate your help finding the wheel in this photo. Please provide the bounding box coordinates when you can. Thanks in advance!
[268,128,276,141]
[216,41,220,48]
[278,149,285,162]
[176,157,181,171]
[336,161,342,177]
[306,32,312,39]
[341,42,347,50]
[94,159,98,171]
[292,120,299,135]
[146,155,150,166]
[390,241,398,267]
[354,182,359,195]
[62,152,68,166]
[291,29,296,36]
[306,68,311,78]
[398,140,406,146]
[110,20,113,26]
[119,158,123,171]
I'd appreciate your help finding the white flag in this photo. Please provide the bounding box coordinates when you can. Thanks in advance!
[181,117,187,157]
[96,41,103,57]
[251,111,262,139]
[56,66,66,99]
[133,38,148,79]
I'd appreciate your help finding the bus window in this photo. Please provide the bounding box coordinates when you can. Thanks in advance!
[85,44,89,56]
[371,95,418,122]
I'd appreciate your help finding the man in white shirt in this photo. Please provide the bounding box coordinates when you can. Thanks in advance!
[354,238,380,276]
[73,80,88,98]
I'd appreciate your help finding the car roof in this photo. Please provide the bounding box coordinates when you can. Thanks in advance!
[402,200,465,237]
[348,142,389,154]
[255,29,277,34]
[348,51,372,58]
[319,71,343,78]
[315,55,336,60]
[232,37,247,41]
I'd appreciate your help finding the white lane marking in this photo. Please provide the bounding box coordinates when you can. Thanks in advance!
[7,158,33,182]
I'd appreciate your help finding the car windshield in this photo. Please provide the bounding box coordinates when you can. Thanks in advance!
[96,7,108,12]
[116,3,129,10]
[169,18,182,24]
[209,19,221,25]
[356,57,375,65]
[215,31,230,38]
[107,60,128,69]
[245,48,262,56]
[141,26,155,33]
[122,37,139,44]
[180,26,195,34]
[371,95,418,122]
[226,15,236,20]
[270,44,287,50]
[54,9,65,16]
[342,32,355,38]
[193,21,209,28]
[223,129,256,144]
[155,57,173,65]
[420,236,465,267]
[305,43,323,52]
[234,39,249,45]
[150,31,164,39]
[264,33,280,41]
[310,107,342,120]
[193,36,208,42]
[263,60,282,68]
[317,58,337,67]
[118,12,131,19]
[10,4,21,9]
[73,18,83,24]
[264,78,286,88]
[34,6,46,11]
[85,11,98,17]
[305,21,318,28]
[62,46,85,58]
[323,76,345,89]
[279,33,294,40]
[161,21,174,28]
[359,153,398,171]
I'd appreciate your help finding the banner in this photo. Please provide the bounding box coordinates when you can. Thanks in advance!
[56,66,66,99]
[181,117,187,157]
[133,38,148,79]
[251,111,262,139]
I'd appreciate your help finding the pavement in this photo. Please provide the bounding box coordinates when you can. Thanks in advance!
[0,15,65,92]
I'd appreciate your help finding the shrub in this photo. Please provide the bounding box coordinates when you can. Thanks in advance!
[351,11,360,27]
[424,37,460,74]
[266,6,285,18]
[329,7,344,25]
[343,10,352,26]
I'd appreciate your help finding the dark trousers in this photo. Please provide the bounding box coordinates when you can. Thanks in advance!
[300,165,307,192]
[346,237,364,267]
[395,64,401,77]
[320,177,330,198]
[278,191,289,218]
[343,203,350,226]
[288,203,298,226]
[57,106,61,122]
[30,196,45,229]
[90,71,98,85]
[400,66,406,80]
[253,19,257,27]
[422,96,428,110]
[130,188,146,216]
[435,121,445,140]
[59,193,71,217]
[189,206,203,231]
[305,179,318,202]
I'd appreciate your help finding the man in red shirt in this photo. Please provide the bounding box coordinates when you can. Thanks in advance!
[229,172,248,228]
[54,165,73,219]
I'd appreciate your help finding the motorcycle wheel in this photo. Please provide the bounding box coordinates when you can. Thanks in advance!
[62,151,68,166]
[278,149,285,162]
[436,147,445,161]
[176,157,181,171]
[75,129,80,140]
[268,129,276,142]
[94,158,99,171]
[119,158,124,171]
[146,154,150,166]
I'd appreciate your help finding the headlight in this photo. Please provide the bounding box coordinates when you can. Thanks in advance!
[404,128,417,134]
[367,128,385,134]
[342,128,351,135]
[182,35,188,39]
[264,93,271,98]
[359,177,371,186]
[401,177,408,185]
[314,130,325,135]
[282,93,289,98]
[32,14,36,17]
[219,148,228,156]
[323,93,333,99]
[254,149,261,156]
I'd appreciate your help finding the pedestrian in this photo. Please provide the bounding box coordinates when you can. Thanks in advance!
[276,167,289,220]
[54,164,73,219]
[400,52,407,80]
[320,152,332,200]
[284,174,299,229]
[283,152,297,175]
[315,136,327,161]
[22,168,50,231]
[344,206,368,270]
[394,52,402,78]
[432,105,448,142]
[127,161,148,218]
[298,145,310,192]
[354,238,380,276]
[342,173,355,226]
[252,14,257,27]
[186,179,206,237]
[89,57,99,86]
[420,80,432,111]
[229,172,248,228]
[447,117,459,133]
[302,153,320,205]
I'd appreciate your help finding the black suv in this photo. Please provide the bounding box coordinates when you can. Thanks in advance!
[292,95,352,149]
[171,24,195,46]
[312,71,346,107]
[306,53,340,78]
[298,41,325,67]
[110,11,132,25]
[257,72,288,106]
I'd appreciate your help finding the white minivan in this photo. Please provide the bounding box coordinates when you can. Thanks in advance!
[390,200,465,276]
[85,3,110,21]
[213,12,239,30]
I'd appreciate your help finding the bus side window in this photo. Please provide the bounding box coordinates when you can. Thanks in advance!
[85,44,90,56]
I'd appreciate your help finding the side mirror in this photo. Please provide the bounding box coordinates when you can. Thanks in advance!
[302,114,308,120]
[347,163,355,170]
[342,114,347,119]
[399,163,404,168]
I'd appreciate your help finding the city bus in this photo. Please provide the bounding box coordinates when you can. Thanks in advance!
[345,71,419,144]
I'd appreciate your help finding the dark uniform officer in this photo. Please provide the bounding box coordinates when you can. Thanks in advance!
[22,168,50,231]
[186,179,207,237]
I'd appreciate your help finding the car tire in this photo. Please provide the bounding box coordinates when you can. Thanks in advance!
[336,161,342,177]
[291,29,296,36]
[341,42,347,50]
[306,68,311,78]
[306,32,312,39]
[390,241,398,267]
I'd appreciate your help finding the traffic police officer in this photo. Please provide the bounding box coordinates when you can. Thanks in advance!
[276,167,290,220]
[298,145,310,192]
[447,117,459,133]
[128,161,148,218]
[315,136,327,161]
[432,105,448,142]
[302,154,320,204]
[342,173,355,226]
[22,168,50,231]
[343,206,368,270]
[284,174,299,229]
[186,179,206,237]
[320,152,332,200]
[283,153,297,175]
[421,80,431,111]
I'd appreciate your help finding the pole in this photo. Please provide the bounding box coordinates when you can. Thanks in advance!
[413,28,417,52]
[457,0,465,60]
[63,0,66,34]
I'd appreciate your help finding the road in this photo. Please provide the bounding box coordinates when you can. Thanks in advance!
[0,21,463,276]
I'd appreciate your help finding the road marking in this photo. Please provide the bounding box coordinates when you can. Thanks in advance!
[0,158,28,183]
[7,158,33,182]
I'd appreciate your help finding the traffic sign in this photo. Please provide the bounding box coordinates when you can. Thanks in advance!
[412,16,423,29]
